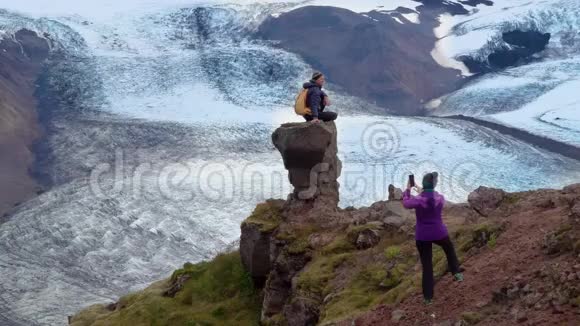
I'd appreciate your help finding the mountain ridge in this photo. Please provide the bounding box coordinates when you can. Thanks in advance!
[0,29,50,218]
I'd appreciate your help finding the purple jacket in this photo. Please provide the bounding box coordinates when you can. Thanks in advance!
[402,189,449,241]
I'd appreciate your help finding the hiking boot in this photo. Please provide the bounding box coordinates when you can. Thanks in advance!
[454,273,464,282]
[424,298,433,306]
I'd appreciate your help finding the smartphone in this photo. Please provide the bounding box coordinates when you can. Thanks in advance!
[409,175,415,187]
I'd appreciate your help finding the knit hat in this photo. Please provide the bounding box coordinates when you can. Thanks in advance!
[311,71,324,81]
[422,172,439,190]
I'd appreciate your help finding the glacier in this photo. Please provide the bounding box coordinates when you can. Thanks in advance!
[0,1,579,325]
[432,0,580,146]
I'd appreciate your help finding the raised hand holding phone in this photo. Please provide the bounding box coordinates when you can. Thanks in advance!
[407,174,415,190]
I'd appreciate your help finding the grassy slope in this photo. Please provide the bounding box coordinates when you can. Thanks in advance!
[294,222,504,324]
[70,252,261,326]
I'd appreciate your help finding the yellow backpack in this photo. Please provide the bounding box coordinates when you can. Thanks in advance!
[294,88,312,116]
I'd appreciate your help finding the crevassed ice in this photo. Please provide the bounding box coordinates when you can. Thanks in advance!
[0,0,419,19]
[433,0,580,146]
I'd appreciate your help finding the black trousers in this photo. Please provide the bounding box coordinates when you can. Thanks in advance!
[416,236,461,300]
[304,111,338,122]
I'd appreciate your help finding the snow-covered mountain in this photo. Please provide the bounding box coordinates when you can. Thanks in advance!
[0,1,579,325]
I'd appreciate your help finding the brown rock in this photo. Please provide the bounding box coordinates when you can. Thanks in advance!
[356,228,381,250]
[523,293,542,307]
[536,198,556,209]
[370,201,412,222]
[272,122,341,209]
[434,320,454,326]
[552,304,565,314]
[262,253,310,322]
[105,302,117,311]
[283,297,320,326]
[308,233,334,249]
[563,184,580,195]
[570,202,580,221]
[163,273,192,298]
[240,222,274,286]
[383,215,407,229]
[391,309,405,323]
[468,186,507,217]
[388,184,403,201]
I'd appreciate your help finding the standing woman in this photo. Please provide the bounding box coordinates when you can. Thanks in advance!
[402,172,464,305]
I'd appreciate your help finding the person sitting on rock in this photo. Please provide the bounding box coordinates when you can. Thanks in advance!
[303,72,338,123]
[402,172,464,305]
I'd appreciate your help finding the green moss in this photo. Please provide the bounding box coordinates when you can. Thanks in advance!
[263,313,286,326]
[432,246,448,278]
[277,225,318,255]
[296,253,352,298]
[320,246,416,323]
[70,252,261,326]
[358,264,388,286]
[346,224,381,244]
[242,200,283,232]
[322,234,356,255]
[487,233,497,249]
[556,223,573,235]
[276,229,297,242]
[384,246,401,260]
[171,262,207,284]
[456,223,504,253]
[287,237,311,254]
[461,311,483,324]
[320,222,507,324]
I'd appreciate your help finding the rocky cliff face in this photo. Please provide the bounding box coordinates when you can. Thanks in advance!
[70,122,580,326]
[0,29,50,217]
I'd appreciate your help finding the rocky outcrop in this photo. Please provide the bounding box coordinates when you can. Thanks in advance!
[272,122,342,218]
[240,200,285,287]
[241,221,275,286]
[354,227,381,250]
[0,30,51,217]
[261,249,311,323]
[388,184,403,201]
[284,297,320,326]
[243,122,418,325]
[468,186,507,217]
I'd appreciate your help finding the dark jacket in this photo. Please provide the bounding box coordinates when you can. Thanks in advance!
[303,81,326,118]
